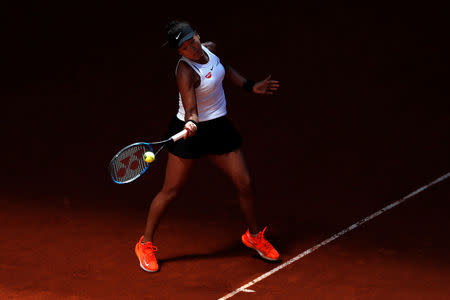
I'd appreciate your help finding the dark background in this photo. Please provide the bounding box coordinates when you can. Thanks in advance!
[1,2,450,299]
[2,1,449,215]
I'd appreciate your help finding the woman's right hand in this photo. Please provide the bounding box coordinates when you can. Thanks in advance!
[184,120,198,139]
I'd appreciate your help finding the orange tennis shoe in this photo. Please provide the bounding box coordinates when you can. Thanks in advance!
[241,227,280,261]
[135,236,159,272]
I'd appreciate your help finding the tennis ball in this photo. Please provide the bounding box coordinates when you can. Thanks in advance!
[143,151,155,163]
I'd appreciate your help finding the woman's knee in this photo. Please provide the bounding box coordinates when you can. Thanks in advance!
[234,175,253,195]
[160,185,183,200]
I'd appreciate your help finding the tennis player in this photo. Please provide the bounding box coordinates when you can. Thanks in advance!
[135,20,280,272]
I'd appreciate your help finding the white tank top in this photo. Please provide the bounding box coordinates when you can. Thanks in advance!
[175,45,227,122]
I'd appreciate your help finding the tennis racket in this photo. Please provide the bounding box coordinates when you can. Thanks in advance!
[109,129,187,184]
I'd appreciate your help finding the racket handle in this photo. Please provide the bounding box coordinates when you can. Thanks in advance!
[171,129,188,142]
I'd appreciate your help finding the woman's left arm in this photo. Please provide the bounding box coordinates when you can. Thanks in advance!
[203,41,280,95]
[225,65,280,95]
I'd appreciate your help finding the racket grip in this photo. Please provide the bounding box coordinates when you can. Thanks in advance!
[171,129,188,142]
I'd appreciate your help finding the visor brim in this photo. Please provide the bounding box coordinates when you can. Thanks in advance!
[176,31,195,49]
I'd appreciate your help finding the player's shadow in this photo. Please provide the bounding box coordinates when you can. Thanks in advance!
[158,240,281,269]
[158,241,242,268]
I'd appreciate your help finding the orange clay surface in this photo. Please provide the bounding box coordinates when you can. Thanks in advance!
[1,166,449,299]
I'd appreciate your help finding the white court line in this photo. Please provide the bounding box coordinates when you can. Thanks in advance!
[218,172,450,300]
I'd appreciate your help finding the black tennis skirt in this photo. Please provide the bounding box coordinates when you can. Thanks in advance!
[166,115,242,159]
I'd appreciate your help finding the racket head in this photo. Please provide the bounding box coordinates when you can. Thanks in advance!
[109,143,154,184]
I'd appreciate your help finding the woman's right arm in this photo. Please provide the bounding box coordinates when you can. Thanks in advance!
[176,61,200,138]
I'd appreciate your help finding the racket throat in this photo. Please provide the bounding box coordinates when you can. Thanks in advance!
[154,144,167,157]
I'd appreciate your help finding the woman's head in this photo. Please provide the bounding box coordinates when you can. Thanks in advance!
[165,21,203,61]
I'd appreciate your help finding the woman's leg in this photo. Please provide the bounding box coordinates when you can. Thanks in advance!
[208,149,259,234]
[142,153,195,243]
[209,148,280,261]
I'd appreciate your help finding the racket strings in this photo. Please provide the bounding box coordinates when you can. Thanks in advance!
[110,144,150,183]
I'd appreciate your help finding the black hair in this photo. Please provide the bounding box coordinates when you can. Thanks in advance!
[165,20,191,34]
[165,20,195,38]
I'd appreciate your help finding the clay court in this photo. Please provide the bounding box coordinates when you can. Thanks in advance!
[2,2,449,299]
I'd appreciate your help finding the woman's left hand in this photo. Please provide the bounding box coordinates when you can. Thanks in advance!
[253,75,280,95]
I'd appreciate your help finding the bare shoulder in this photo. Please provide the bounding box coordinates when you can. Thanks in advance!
[202,41,217,54]
[177,60,194,77]
[177,60,200,87]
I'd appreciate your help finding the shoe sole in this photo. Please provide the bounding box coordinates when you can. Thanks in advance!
[139,261,159,273]
[242,236,279,262]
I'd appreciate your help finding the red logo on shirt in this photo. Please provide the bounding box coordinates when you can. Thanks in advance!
[205,72,212,78]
